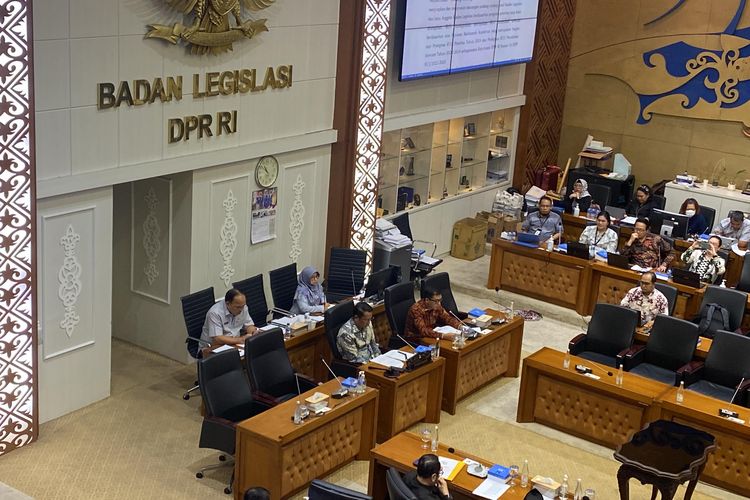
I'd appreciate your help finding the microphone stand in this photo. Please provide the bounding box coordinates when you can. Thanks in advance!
[320,356,349,398]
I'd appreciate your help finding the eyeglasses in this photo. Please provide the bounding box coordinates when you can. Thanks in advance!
[427,297,442,303]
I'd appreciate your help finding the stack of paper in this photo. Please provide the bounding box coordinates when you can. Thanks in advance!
[434,325,461,335]
[472,476,510,499]
[369,350,415,368]
[437,457,464,480]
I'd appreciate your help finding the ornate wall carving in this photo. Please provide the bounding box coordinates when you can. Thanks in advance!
[289,174,305,262]
[131,178,172,304]
[57,225,81,338]
[0,0,36,456]
[142,188,161,286]
[219,189,238,287]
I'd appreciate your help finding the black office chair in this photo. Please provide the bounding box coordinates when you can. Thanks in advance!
[385,281,416,349]
[694,285,747,336]
[323,301,360,379]
[586,183,612,209]
[681,330,750,407]
[737,254,750,293]
[196,350,271,494]
[700,206,716,233]
[654,282,678,316]
[652,194,666,210]
[392,212,436,257]
[618,315,699,385]
[243,328,317,405]
[569,303,638,367]
[420,272,464,318]
[307,479,372,500]
[180,287,215,400]
[326,247,366,303]
[391,212,442,283]
[232,274,269,327]
[386,468,418,500]
[269,262,297,313]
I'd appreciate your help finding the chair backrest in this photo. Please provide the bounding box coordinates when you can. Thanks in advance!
[308,479,372,500]
[180,287,216,359]
[269,263,298,312]
[645,315,700,370]
[327,248,367,297]
[198,350,256,422]
[391,212,413,240]
[586,303,638,356]
[421,272,458,316]
[385,281,416,338]
[244,328,296,397]
[586,183,611,208]
[652,194,666,210]
[324,301,355,359]
[704,330,750,389]
[700,206,716,232]
[386,468,418,500]
[700,285,748,330]
[654,283,677,315]
[737,254,750,293]
[232,274,268,327]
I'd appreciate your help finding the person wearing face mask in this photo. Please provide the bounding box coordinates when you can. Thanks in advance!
[622,218,674,271]
[402,454,453,500]
[678,198,709,236]
[625,184,658,219]
[578,210,619,253]
[681,236,726,283]
[564,178,592,214]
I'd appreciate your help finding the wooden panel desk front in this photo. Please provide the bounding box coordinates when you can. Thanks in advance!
[517,348,667,449]
[363,354,445,443]
[234,379,379,499]
[423,314,524,414]
[657,387,750,497]
[369,432,532,500]
[587,261,704,319]
[487,239,591,315]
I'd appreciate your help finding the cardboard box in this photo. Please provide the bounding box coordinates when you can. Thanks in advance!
[451,218,487,260]
[475,211,506,243]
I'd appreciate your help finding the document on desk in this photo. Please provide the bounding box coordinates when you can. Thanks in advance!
[472,476,510,499]
[434,325,461,335]
[620,216,637,225]
[414,255,440,265]
[370,350,415,368]
[438,456,464,480]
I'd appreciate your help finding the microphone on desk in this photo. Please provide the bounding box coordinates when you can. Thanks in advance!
[574,360,614,378]
[729,377,746,406]
[272,307,294,317]
[396,334,416,350]
[351,270,357,298]
[320,356,349,398]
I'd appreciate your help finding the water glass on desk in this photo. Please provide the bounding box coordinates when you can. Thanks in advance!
[420,427,431,449]
[508,464,519,485]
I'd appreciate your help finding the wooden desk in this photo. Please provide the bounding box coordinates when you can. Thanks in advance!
[657,387,750,497]
[517,348,667,448]
[234,379,379,499]
[587,261,704,319]
[423,314,525,414]
[285,303,388,381]
[369,432,532,500]
[487,239,591,315]
[363,353,445,443]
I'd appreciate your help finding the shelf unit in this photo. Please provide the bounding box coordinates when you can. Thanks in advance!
[377,108,518,215]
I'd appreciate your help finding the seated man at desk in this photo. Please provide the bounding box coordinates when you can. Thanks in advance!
[622,218,674,271]
[336,301,381,364]
[712,210,750,250]
[620,271,669,327]
[405,286,461,341]
[521,195,563,243]
[200,289,257,347]
[680,237,726,283]
[402,454,452,500]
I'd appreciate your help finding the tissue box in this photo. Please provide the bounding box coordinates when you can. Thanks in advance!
[304,392,330,412]
[531,476,560,497]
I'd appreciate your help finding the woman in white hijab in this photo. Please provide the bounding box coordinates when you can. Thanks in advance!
[565,178,592,214]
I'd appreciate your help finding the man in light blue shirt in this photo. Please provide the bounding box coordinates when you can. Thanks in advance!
[521,195,563,243]
[200,289,257,347]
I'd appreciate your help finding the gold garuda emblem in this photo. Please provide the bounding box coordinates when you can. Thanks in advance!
[146,0,275,55]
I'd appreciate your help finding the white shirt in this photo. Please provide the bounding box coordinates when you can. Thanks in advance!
[578,225,619,253]
[199,300,254,344]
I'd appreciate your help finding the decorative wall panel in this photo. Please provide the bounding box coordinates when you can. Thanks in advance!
[0,0,36,456]
[350,0,391,272]
[208,176,248,293]
[131,178,172,304]
[289,174,305,262]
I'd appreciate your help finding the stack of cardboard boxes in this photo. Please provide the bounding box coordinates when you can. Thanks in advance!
[451,211,522,261]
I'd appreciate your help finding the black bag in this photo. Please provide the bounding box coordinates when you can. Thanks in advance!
[697,303,730,338]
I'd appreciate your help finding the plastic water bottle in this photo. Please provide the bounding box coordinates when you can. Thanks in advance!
[293,401,304,425]
[616,364,624,386]
[430,425,439,452]
[520,460,529,487]
[509,301,514,319]
[574,479,583,500]
[547,237,554,252]
[676,381,685,403]
[560,474,569,497]
[357,370,366,394]
[563,350,571,369]
[589,244,595,258]
[573,202,580,217]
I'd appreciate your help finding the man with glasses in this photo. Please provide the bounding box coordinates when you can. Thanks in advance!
[712,210,750,250]
[620,271,669,327]
[521,195,563,244]
[622,217,674,272]
[402,453,452,500]
[405,286,462,341]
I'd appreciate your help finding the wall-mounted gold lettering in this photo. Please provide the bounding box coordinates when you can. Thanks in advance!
[168,111,238,143]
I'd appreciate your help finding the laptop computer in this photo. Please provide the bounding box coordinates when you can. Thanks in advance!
[671,268,701,288]
[607,252,630,269]
[717,235,737,250]
[513,232,541,248]
[566,241,591,260]
[605,205,626,220]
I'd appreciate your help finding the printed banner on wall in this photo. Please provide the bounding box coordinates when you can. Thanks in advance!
[250,188,278,244]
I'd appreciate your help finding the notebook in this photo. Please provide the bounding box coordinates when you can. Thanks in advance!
[513,232,541,248]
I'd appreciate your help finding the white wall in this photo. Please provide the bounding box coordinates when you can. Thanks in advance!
[37,187,113,423]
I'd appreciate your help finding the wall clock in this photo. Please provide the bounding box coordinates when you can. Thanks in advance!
[255,155,279,188]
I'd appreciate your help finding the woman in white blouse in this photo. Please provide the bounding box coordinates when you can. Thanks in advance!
[579,210,619,253]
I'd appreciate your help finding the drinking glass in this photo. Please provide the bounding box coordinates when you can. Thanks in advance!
[420,427,431,449]
[509,464,519,485]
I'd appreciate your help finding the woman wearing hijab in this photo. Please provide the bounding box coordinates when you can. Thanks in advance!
[564,178,592,214]
[290,266,328,314]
